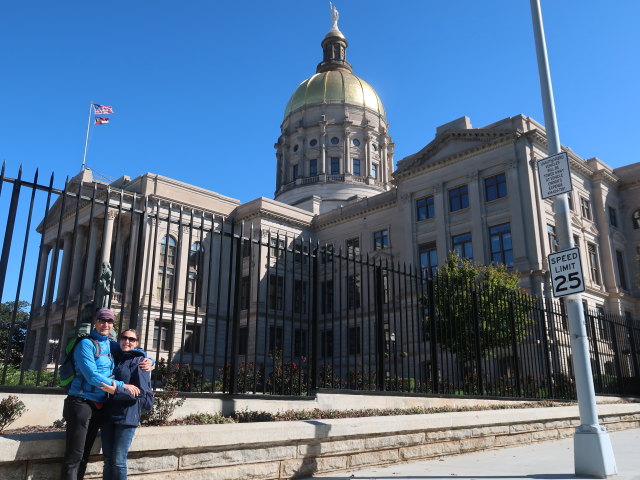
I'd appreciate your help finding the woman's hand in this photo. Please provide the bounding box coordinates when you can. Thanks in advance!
[123,384,141,397]
[99,381,117,395]
[140,358,153,371]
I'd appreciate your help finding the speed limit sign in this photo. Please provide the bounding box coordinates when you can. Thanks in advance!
[548,247,585,297]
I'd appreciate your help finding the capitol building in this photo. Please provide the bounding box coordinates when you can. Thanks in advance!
[24,10,640,381]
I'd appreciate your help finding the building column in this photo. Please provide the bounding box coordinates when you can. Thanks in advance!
[69,226,86,296]
[434,183,448,265]
[364,135,371,179]
[101,210,117,265]
[56,233,73,301]
[344,127,351,174]
[506,162,527,269]
[33,245,51,309]
[592,182,617,292]
[84,219,100,291]
[468,172,485,264]
[319,122,327,175]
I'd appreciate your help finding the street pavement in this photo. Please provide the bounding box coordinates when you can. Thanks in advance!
[299,428,640,480]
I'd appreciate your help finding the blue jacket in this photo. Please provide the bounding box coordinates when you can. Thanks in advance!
[105,349,154,426]
[67,330,124,402]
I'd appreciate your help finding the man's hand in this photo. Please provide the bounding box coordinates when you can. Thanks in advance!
[140,358,153,372]
[123,384,141,397]
[99,381,117,395]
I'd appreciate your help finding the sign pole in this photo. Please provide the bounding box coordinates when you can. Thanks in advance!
[530,1,616,476]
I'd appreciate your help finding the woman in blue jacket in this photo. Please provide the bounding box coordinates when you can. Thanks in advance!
[99,328,153,480]
[60,308,145,480]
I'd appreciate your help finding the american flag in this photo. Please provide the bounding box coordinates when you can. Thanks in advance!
[93,104,114,114]
[95,117,110,125]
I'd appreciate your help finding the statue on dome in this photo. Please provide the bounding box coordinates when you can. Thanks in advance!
[329,2,339,29]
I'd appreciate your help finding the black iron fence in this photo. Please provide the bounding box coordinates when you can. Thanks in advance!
[0,165,639,399]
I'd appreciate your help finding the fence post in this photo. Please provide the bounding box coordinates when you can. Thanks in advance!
[0,166,23,300]
[609,320,624,394]
[539,296,554,398]
[374,265,386,391]
[310,244,319,393]
[427,275,438,394]
[587,311,603,393]
[626,315,640,386]
[509,296,521,397]
[471,290,483,395]
[129,197,148,330]
[228,227,244,395]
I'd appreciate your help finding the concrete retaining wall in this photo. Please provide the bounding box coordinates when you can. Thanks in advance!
[1,401,639,480]
[0,390,542,429]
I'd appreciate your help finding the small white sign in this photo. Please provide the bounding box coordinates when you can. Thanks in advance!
[548,247,585,297]
[538,152,573,199]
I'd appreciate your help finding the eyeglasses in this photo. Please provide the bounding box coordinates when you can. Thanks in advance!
[120,335,138,343]
[96,318,114,324]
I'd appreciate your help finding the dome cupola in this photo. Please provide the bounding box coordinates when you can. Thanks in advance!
[274,3,394,214]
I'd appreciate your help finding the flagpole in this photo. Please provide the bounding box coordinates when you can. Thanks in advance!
[81,102,94,171]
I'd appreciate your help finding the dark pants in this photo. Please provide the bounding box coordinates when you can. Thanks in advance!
[60,396,106,480]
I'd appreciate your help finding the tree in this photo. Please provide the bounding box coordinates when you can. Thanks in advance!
[424,253,534,368]
[0,301,30,366]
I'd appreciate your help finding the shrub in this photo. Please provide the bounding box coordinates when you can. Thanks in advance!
[2,366,55,387]
[233,408,274,423]
[385,377,416,392]
[347,363,377,390]
[141,390,185,426]
[179,412,235,425]
[154,359,201,392]
[0,395,27,431]
[266,350,307,395]
[217,361,263,393]
[317,363,345,389]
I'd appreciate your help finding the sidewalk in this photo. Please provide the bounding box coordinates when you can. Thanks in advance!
[299,428,640,480]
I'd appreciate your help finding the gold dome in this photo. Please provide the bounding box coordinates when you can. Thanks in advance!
[284,70,386,118]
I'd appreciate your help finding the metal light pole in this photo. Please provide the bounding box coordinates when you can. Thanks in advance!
[529,1,617,476]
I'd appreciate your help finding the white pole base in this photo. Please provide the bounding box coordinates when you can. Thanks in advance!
[574,426,617,478]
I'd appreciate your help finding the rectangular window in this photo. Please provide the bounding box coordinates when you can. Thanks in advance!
[187,272,197,306]
[268,274,284,311]
[373,229,389,250]
[587,243,601,285]
[294,243,308,264]
[184,324,201,354]
[238,326,248,355]
[321,243,334,265]
[321,280,334,315]
[484,173,507,201]
[346,237,360,259]
[269,325,284,352]
[292,164,299,180]
[294,328,307,357]
[240,276,250,310]
[321,329,334,358]
[293,279,307,314]
[309,159,318,177]
[567,192,574,211]
[609,207,618,227]
[269,237,285,259]
[489,223,513,267]
[371,163,378,179]
[616,250,628,290]
[448,184,469,212]
[452,233,473,260]
[347,325,361,355]
[547,224,558,253]
[419,242,438,277]
[416,195,434,221]
[241,239,252,257]
[596,306,610,341]
[347,274,361,309]
[580,197,592,220]
[353,158,360,176]
[152,321,172,351]
[157,266,175,302]
[330,157,340,175]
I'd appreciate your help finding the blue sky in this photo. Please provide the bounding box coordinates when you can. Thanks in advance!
[1,1,638,202]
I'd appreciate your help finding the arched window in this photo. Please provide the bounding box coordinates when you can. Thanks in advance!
[633,210,640,229]
[157,235,176,302]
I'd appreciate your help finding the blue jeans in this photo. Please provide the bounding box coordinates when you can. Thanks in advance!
[101,423,137,480]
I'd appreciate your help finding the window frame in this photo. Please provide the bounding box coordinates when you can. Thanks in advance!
[484,173,507,202]
[416,195,434,221]
[448,184,469,212]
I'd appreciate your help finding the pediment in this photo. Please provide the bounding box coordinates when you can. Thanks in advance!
[395,129,516,178]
